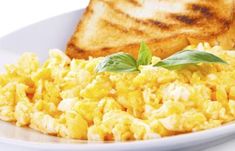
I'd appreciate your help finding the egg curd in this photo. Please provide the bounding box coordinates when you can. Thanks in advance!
[1,43,235,141]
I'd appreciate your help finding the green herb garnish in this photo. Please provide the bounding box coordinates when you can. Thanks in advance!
[96,52,138,72]
[137,41,152,66]
[96,43,227,72]
[96,42,151,72]
[154,50,227,69]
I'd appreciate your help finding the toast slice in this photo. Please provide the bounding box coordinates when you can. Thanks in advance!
[66,0,235,59]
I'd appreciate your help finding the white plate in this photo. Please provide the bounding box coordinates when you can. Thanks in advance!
[0,9,235,151]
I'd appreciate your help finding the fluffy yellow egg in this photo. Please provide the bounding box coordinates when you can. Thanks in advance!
[1,43,235,141]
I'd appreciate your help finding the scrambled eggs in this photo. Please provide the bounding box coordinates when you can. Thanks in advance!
[1,43,235,141]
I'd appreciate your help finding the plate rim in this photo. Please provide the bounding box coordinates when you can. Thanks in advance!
[0,121,234,150]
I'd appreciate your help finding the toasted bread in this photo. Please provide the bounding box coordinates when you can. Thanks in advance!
[66,0,235,59]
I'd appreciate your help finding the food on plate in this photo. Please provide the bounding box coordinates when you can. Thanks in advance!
[1,43,235,141]
[66,0,235,59]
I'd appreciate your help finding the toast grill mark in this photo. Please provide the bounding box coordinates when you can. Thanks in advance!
[102,19,148,36]
[128,0,142,7]
[191,4,214,18]
[146,20,170,30]
[102,19,129,33]
[172,15,198,25]
[103,0,171,30]
[189,3,232,28]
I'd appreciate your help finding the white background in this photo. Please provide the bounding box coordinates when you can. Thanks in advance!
[0,0,234,151]
[0,0,89,36]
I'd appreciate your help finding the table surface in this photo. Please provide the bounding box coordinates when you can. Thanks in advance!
[0,0,234,150]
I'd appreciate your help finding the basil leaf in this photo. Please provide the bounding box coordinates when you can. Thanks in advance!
[154,50,227,70]
[137,42,152,66]
[96,52,138,72]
